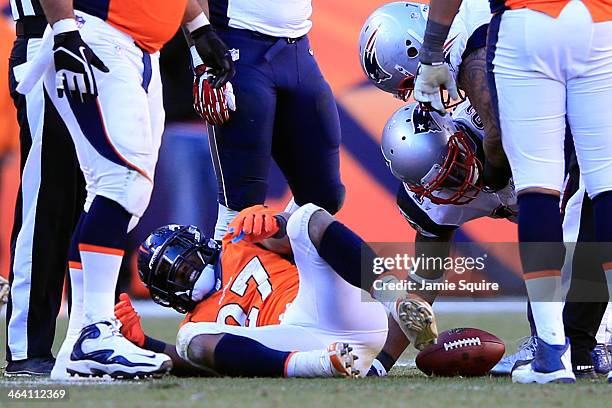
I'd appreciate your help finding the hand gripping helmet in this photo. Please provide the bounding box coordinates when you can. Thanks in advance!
[137,224,222,313]
[381,103,483,205]
[359,2,428,100]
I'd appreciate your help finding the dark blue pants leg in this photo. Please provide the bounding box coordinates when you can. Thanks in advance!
[272,39,344,214]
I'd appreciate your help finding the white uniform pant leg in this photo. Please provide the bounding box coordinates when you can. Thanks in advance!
[283,203,388,372]
[42,13,163,219]
[565,19,612,199]
[492,8,567,193]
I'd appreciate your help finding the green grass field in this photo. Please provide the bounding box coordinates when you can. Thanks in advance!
[1,312,610,408]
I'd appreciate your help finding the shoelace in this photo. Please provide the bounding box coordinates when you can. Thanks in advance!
[515,336,537,360]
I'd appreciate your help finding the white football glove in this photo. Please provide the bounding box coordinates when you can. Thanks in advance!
[413,63,459,115]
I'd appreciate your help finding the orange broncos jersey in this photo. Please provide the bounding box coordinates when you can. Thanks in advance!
[182,235,299,328]
[504,0,612,22]
[75,0,188,53]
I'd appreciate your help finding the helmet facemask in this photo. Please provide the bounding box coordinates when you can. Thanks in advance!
[143,227,220,314]
[410,131,483,205]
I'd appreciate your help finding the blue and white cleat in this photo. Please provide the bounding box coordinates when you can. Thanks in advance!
[593,344,611,375]
[490,336,537,375]
[512,337,575,384]
[66,320,172,379]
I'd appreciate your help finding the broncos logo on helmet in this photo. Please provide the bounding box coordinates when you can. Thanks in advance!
[362,28,392,84]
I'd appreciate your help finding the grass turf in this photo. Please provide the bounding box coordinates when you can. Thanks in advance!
[1,312,609,408]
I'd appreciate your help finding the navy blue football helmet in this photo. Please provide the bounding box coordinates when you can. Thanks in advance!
[137,225,221,313]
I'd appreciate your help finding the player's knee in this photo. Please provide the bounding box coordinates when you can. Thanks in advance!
[96,170,154,220]
[287,203,328,245]
[313,183,346,215]
[307,209,336,250]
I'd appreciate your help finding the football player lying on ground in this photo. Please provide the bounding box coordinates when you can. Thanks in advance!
[113,204,422,377]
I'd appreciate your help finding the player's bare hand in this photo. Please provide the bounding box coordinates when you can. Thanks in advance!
[52,20,109,102]
[114,293,145,347]
[414,63,458,115]
[228,205,280,243]
[192,25,235,88]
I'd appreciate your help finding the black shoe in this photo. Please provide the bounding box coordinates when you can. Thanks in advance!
[4,357,56,377]
[573,365,597,379]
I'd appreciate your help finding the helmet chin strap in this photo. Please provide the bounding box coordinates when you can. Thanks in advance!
[191,264,218,302]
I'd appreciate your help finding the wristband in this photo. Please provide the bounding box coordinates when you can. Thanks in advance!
[143,335,168,354]
[420,20,451,65]
[52,18,78,35]
[190,45,204,68]
[272,215,288,239]
[186,12,210,33]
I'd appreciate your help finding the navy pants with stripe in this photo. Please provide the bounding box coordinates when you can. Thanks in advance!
[209,28,345,213]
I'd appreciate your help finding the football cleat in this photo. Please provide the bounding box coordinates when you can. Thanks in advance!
[4,357,55,377]
[490,336,537,375]
[396,295,438,351]
[66,319,172,379]
[327,342,360,378]
[50,332,81,380]
[592,343,611,375]
[512,337,576,384]
[366,358,388,377]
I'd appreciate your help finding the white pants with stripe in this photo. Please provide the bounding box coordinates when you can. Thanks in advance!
[42,12,164,220]
[492,1,612,198]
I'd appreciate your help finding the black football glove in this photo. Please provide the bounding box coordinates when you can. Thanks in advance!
[192,25,235,89]
[53,30,109,102]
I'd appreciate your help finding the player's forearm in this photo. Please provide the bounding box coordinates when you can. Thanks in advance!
[420,0,463,64]
[458,48,510,171]
[184,0,210,25]
[39,0,75,25]
[261,213,292,255]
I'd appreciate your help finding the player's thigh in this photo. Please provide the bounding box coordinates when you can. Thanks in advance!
[272,53,343,211]
[284,204,389,334]
[566,39,612,197]
[493,74,566,193]
[211,65,277,209]
[491,10,567,193]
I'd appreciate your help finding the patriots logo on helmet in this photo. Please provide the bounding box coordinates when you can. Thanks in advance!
[412,107,442,134]
[362,28,392,84]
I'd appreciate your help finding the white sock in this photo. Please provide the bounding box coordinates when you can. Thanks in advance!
[80,246,123,324]
[214,204,238,241]
[285,350,332,378]
[67,264,84,337]
[596,303,609,344]
[525,275,565,345]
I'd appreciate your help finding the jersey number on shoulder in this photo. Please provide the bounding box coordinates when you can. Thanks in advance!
[216,257,271,327]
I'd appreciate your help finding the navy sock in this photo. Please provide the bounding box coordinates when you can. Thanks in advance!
[68,212,86,264]
[518,193,565,273]
[79,196,131,249]
[317,221,378,289]
[526,302,537,337]
[214,334,291,377]
[593,191,612,264]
